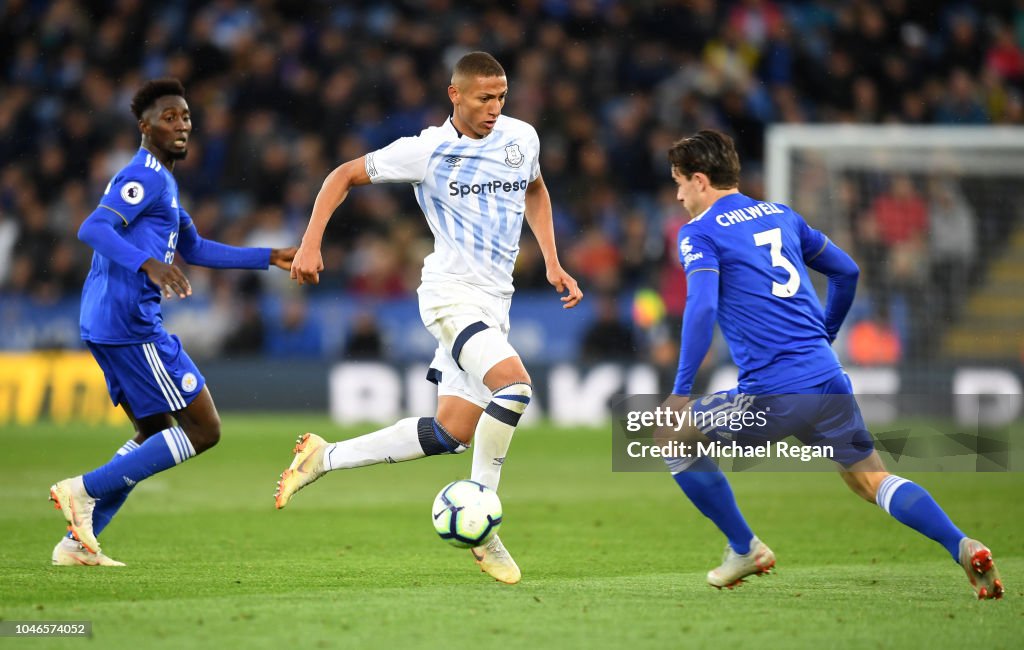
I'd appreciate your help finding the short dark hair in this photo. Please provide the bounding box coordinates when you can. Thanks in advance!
[668,129,741,189]
[130,78,186,120]
[452,51,505,82]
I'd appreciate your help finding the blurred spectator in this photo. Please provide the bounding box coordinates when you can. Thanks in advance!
[265,297,322,357]
[0,0,1021,364]
[344,312,384,360]
[580,291,637,363]
[927,177,977,322]
[0,210,18,286]
[847,308,903,366]
[221,273,265,357]
[935,68,990,123]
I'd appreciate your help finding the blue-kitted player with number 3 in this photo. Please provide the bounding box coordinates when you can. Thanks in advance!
[660,130,1002,599]
[48,78,296,566]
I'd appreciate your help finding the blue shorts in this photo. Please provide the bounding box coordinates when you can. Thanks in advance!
[86,332,205,418]
[691,372,875,467]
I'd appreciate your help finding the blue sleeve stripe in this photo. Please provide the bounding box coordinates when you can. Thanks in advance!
[98,204,128,226]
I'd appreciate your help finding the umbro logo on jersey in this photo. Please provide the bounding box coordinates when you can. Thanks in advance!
[445,156,463,168]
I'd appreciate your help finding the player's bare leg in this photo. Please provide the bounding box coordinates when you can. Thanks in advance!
[840,451,1003,599]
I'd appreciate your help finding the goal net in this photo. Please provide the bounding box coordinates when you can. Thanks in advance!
[765,125,1024,371]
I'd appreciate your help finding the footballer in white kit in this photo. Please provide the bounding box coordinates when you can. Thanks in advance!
[366,113,539,407]
[276,51,583,585]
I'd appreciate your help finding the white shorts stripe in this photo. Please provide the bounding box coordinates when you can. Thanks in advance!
[142,344,180,411]
[150,344,186,409]
[143,343,185,410]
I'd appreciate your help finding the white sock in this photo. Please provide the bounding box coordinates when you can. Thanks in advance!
[471,383,532,490]
[323,417,466,471]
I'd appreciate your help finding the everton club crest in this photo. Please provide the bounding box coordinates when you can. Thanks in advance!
[504,143,524,168]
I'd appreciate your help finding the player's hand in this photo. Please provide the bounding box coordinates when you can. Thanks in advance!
[547,265,583,309]
[141,258,192,300]
[269,247,298,271]
[290,244,324,285]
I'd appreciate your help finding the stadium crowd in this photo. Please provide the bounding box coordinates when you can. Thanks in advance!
[2,0,1022,363]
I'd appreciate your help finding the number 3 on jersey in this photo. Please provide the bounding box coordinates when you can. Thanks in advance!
[753,228,800,298]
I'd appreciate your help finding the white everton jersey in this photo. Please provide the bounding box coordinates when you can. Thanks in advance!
[364,115,540,297]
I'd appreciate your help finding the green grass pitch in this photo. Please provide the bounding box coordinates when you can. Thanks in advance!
[1,415,1021,649]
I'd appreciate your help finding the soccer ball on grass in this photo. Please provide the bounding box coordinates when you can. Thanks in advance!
[431,479,502,548]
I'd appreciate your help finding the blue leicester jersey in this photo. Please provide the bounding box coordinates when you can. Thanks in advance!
[678,193,841,393]
[80,149,191,343]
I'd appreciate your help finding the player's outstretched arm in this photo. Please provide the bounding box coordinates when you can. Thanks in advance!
[292,156,372,286]
[176,214,297,272]
[524,175,583,309]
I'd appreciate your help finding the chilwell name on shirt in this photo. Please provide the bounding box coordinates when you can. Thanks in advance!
[715,202,783,227]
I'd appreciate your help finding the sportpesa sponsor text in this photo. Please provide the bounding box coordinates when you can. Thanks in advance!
[448,178,528,197]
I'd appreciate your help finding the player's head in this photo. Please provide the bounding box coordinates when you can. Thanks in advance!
[668,130,740,215]
[448,51,507,139]
[131,78,191,162]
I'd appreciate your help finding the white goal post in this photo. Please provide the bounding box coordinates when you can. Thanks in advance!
[767,124,1024,206]
[765,124,1024,364]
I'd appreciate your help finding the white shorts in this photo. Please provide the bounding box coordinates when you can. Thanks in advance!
[418,281,518,408]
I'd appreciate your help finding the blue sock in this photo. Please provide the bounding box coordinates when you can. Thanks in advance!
[669,455,755,554]
[877,475,965,561]
[82,427,195,500]
[68,438,141,540]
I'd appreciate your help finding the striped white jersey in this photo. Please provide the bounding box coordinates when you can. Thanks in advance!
[365,115,540,297]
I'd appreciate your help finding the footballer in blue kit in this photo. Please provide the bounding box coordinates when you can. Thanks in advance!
[48,78,296,566]
[659,130,1003,599]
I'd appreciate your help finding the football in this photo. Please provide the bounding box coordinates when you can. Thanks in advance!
[431,479,502,548]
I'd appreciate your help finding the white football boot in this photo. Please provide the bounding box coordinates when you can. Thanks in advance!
[472,534,521,584]
[958,538,1004,600]
[275,433,327,509]
[52,537,125,567]
[49,476,100,554]
[706,537,775,589]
